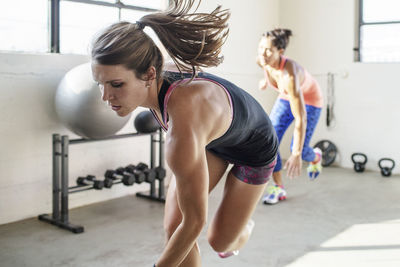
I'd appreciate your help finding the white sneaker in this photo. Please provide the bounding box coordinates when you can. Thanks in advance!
[218,250,239,258]
[307,147,322,180]
[262,185,287,205]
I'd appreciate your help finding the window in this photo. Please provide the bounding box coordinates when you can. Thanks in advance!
[357,0,400,62]
[60,2,119,54]
[0,0,167,54]
[0,0,48,53]
[59,0,167,54]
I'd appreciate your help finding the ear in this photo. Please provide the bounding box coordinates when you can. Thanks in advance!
[144,66,157,81]
[278,48,285,55]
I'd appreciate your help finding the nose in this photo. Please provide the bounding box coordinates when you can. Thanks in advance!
[100,85,112,102]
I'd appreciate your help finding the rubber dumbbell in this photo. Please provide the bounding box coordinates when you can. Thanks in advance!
[136,163,156,183]
[154,166,166,181]
[104,169,135,187]
[124,164,146,184]
[76,175,104,190]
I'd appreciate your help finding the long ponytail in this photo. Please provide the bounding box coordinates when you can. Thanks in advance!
[91,0,230,81]
[140,0,230,72]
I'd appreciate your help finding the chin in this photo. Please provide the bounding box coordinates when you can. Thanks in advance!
[116,110,128,117]
[117,108,134,117]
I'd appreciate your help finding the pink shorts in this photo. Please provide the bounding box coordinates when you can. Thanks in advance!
[231,158,277,185]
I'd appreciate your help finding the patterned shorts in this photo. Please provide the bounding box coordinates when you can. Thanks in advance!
[231,158,277,185]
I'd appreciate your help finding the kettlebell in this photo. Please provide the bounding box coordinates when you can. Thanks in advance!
[351,153,367,173]
[378,158,395,177]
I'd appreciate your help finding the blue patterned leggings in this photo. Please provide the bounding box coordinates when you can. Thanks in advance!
[270,98,322,172]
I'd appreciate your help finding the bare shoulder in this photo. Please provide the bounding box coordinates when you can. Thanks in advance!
[167,79,232,143]
[284,57,304,78]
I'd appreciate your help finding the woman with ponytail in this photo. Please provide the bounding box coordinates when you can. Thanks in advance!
[91,1,278,266]
[257,29,323,205]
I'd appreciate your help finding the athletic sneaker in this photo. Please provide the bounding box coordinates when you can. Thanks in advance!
[262,185,287,205]
[218,250,239,258]
[217,219,255,259]
[307,147,322,180]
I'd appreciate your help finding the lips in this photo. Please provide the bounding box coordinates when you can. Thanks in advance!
[111,105,121,111]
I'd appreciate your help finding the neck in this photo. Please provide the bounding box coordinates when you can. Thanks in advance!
[142,78,163,112]
[272,55,282,69]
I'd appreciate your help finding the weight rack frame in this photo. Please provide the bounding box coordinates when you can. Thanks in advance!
[38,130,165,234]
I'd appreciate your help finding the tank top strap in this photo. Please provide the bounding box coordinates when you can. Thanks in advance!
[279,56,287,71]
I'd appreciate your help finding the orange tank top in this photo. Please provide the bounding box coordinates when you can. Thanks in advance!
[264,56,323,108]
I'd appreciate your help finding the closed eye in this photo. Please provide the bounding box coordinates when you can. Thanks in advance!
[111,82,124,88]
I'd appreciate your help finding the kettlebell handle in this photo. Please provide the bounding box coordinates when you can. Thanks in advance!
[378,158,395,170]
[351,153,368,165]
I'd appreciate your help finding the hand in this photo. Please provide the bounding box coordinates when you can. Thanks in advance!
[283,154,302,179]
[259,79,267,90]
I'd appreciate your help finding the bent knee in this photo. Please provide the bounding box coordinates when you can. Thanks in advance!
[164,219,181,239]
[207,232,232,252]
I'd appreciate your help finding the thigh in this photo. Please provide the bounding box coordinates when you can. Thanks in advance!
[207,169,269,247]
[163,150,229,237]
[289,105,322,158]
[304,105,322,147]
[270,98,294,141]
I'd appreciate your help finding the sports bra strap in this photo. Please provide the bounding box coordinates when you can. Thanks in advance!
[279,56,287,70]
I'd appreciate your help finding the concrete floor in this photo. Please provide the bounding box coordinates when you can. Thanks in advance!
[1,167,400,267]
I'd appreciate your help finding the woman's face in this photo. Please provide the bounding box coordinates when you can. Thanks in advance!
[91,63,149,117]
[258,36,281,67]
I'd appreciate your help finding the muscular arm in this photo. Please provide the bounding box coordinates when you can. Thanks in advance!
[157,126,209,267]
[282,61,307,177]
[155,82,229,267]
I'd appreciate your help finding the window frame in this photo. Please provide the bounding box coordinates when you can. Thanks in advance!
[50,0,165,53]
[356,0,400,62]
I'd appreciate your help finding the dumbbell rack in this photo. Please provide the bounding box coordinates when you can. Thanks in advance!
[38,130,165,234]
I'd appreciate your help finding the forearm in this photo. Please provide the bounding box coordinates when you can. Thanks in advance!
[156,220,203,267]
[292,118,306,156]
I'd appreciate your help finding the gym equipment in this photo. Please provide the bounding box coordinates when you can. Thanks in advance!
[326,72,335,128]
[351,153,368,173]
[38,130,166,234]
[378,158,395,177]
[124,164,146,184]
[135,162,156,183]
[154,166,167,181]
[104,169,135,187]
[313,140,337,167]
[76,175,104,190]
[134,110,160,133]
[55,63,131,139]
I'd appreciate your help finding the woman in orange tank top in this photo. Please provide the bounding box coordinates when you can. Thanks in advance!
[257,29,323,205]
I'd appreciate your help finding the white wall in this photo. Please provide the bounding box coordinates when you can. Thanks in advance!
[0,53,158,225]
[204,0,280,110]
[0,0,279,225]
[276,0,399,173]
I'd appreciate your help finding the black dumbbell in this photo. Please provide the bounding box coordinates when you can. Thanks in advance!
[154,166,166,181]
[103,177,114,189]
[136,163,156,183]
[125,164,146,184]
[76,175,104,190]
[104,169,135,188]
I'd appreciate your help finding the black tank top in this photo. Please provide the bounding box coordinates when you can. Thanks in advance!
[150,71,278,167]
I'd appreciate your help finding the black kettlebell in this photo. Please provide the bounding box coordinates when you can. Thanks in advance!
[378,158,395,177]
[351,153,367,173]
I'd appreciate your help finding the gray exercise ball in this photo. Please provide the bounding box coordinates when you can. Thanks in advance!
[55,63,131,139]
